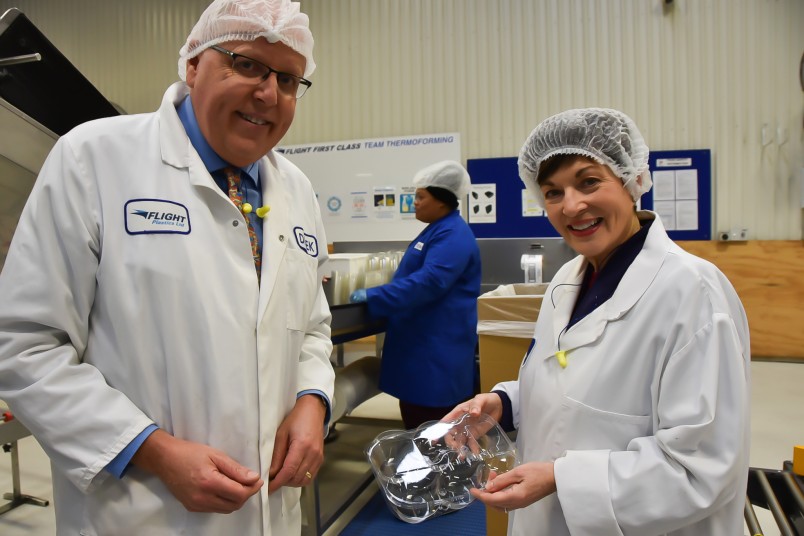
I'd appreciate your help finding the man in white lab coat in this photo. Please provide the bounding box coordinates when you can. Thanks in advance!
[0,1,335,534]
[445,108,751,535]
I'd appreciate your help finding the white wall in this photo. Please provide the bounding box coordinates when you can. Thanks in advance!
[2,0,802,238]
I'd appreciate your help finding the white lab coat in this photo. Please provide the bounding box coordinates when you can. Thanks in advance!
[495,214,750,536]
[0,82,335,535]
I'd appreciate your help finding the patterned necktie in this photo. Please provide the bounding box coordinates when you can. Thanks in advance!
[224,167,261,281]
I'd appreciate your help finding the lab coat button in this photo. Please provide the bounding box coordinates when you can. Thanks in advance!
[279,235,284,242]
[232,220,239,227]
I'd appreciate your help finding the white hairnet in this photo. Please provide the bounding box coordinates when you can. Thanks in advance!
[518,108,652,210]
[412,160,471,199]
[178,0,315,81]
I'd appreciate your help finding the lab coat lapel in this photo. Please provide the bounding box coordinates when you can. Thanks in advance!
[550,256,584,343]
[559,305,609,351]
[604,214,669,317]
[158,82,222,195]
[551,257,611,351]
[159,83,193,171]
[556,213,669,352]
[257,156,288,324]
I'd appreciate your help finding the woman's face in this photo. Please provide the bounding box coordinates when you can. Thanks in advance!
[414,188,449,223]
[540,156,640,270]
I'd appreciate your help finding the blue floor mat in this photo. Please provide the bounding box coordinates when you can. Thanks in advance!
[339,492,486,536]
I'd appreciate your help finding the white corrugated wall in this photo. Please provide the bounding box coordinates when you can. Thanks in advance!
[1,0,802,238]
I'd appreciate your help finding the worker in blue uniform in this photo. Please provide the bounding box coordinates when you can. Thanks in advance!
[350,160,481,429]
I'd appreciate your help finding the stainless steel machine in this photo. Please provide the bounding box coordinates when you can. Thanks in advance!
[1,6,122,269]
[0,7,121,517]
[333,236,576,293]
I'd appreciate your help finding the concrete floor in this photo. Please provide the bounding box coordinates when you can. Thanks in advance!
[1,350,802,535]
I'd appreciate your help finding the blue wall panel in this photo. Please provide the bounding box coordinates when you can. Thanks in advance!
[468,150,712,240]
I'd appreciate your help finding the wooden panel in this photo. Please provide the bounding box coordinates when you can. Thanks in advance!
[676,241,804,360]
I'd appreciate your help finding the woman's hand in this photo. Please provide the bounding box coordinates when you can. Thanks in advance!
[349,289,367,303]
[441,392,503,423]
[470,462,557,513]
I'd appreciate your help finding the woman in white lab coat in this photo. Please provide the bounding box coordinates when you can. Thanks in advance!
[0,1,334,534]
[444,108,750,536]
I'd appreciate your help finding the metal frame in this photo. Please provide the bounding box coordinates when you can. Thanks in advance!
[745,462,804,536]
[0,417,49,516]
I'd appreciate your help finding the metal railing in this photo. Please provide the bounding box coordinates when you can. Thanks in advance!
[745,462,804,536]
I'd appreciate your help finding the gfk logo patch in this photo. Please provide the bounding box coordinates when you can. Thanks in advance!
[293,226,318,257]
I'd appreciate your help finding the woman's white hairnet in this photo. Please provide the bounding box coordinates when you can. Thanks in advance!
[518,108,652,210]
[178,0,315,81]
[412,160,472,199]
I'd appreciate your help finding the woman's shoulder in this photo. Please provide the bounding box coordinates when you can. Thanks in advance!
[430,211,474,236]
[663,245,728,287]
[652,245,745,320]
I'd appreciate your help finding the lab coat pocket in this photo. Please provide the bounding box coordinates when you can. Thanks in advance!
[559,396,651,453]
[284,249,318,331]
[81,472,188,535]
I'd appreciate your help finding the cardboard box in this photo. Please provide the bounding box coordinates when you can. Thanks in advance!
[486,506,509,536]
[477,283,548,391]
[477,283,547,536]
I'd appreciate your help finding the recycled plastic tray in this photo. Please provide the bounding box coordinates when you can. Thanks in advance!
[365,413,517,524]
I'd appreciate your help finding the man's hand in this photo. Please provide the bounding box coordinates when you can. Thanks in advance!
[131,429,263,513]
[268,394,327,493]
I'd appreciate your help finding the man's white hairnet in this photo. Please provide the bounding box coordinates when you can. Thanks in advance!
[178,0,315,81]
[413,160,472,199]
[518,108,652,210]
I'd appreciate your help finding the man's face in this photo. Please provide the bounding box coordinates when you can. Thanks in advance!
[185,38,306,167]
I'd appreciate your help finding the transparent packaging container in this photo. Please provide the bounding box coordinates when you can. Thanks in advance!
[365,413,518,524]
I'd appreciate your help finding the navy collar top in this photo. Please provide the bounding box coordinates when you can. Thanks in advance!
[567,217,654,329]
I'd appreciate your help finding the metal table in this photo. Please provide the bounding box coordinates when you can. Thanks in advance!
[300,303,392,536]
[745,461,804,536]
[329,303,386,366]
[0,412,49,516]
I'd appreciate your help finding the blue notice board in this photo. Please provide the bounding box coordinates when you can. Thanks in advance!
[467,150,712,240]
[467,157,559,238]
[641,149,712,241]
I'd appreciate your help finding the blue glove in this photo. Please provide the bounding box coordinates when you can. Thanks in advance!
[349,289,367,303]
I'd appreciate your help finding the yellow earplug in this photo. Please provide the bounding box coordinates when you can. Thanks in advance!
[241,203,253,215]
[256,206,271,218]
[555,350,568,369]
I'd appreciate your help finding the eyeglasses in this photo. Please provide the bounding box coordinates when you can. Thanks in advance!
[209,45,312,99]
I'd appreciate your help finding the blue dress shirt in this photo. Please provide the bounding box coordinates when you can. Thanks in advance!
[177,96,264,254]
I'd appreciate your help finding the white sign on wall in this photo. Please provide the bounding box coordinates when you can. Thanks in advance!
[468,183,497,224]
[277,133,461,242]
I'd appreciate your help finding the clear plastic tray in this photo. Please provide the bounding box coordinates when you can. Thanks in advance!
[365,413,518,523]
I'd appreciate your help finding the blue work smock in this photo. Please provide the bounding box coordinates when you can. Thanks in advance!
[366,210,481,407]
